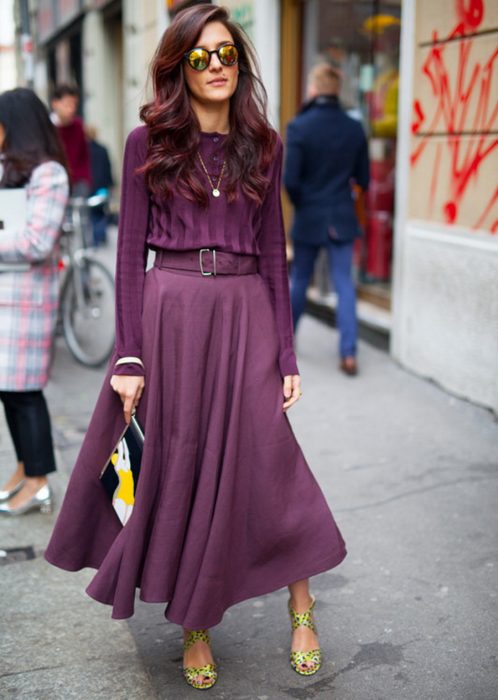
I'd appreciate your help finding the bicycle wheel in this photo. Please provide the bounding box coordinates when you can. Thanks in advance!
[61,258,115,367]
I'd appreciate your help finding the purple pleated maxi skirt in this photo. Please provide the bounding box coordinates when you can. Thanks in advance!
[45,257,346,629]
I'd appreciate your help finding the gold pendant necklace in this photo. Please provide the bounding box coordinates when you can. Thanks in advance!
[197,152,226,198]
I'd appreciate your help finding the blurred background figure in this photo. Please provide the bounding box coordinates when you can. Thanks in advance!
[86,125,114,247]
[0,87,69,515]
[50,83,91,196]
[284,63,369,376]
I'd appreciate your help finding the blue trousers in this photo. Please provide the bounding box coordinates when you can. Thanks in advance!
[291,239,357,358]
[90,208,109,246]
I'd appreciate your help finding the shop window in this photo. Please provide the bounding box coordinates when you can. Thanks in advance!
[302,0,401,307]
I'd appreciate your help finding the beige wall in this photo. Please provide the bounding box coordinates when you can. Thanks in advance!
[409,0,498,232]
[83,0,167,190]
[122,0,164,136]
[392,0,498,414]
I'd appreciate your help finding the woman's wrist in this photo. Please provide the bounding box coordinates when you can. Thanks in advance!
[114,356,144,369]
[113,357,146,377]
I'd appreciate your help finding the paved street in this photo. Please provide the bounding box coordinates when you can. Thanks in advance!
[1,240,497,699]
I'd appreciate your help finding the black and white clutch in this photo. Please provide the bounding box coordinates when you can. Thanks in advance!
[100,416,144,525]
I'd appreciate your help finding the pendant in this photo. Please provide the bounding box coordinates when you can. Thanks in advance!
[212,188,220,198]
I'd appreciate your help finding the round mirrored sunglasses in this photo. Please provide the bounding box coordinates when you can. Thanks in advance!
[184,44,239,71]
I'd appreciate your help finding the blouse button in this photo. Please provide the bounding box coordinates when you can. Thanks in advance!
[212,155,219,161]
[213,136,219,143]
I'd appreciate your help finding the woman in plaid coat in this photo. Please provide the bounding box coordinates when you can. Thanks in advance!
[0,88,69,516]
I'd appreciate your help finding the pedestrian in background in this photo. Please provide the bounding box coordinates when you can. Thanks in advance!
[0,88,69,515]
[45,4,346,692]
[50,83,91,196]
[86,125,114,246]
[285,63,370,376]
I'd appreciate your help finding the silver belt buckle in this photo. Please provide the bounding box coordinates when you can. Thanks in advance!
[199,248,217,276]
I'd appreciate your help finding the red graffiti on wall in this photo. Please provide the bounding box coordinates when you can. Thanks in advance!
[410,0,498,232]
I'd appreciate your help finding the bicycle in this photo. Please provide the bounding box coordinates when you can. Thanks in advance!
[58,194,115,367]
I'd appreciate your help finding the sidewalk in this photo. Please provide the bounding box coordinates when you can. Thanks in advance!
[1,277,497,698]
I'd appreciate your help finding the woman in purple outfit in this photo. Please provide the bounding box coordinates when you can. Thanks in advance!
[45,5,346,690]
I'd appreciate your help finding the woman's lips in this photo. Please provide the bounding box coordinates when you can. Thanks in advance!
[207,79,228,86]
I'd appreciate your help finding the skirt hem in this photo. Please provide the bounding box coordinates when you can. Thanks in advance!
[82,547,347,628]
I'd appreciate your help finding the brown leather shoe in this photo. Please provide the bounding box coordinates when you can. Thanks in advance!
[340,356,358,376]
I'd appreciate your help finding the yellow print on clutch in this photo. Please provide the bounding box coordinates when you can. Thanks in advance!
[111,439,136,525]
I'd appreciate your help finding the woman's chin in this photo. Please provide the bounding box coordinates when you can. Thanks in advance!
[195,93,233,108]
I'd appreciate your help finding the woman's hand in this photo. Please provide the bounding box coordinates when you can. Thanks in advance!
[110,375,145,424]
[283,374,302,412]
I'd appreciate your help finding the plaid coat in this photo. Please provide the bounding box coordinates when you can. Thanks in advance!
[0,161,69,390]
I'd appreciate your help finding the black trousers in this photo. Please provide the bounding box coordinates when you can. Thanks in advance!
[0,390,57,477]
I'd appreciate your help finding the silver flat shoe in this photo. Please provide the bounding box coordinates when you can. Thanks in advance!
[0,484,53,515]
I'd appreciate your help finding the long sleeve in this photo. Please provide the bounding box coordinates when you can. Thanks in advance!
[0,161,69,263]
[113,127,150,377]
[283,121,304,207]
[352,127,370,191]
[258,137,299,378]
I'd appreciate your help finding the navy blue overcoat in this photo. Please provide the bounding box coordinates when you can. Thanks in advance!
[284,96,370,245]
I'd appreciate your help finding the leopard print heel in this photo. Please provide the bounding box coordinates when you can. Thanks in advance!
[288,595,322,676]
[183,629,218,690]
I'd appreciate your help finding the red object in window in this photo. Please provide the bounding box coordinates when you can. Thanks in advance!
[367,177,394,212]
[366,211,392,280]
[367,159,395,212]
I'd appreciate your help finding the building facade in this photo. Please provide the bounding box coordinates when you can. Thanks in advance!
[16,0,169,191]
[226,0,498,415]
[13,0,498,413]
[392,0,498,413]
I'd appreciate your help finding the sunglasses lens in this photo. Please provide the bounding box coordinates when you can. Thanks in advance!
[219,45,238,66]
[188,49,209,71]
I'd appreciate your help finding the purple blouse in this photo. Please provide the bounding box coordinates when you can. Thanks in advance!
[113,126,299,378]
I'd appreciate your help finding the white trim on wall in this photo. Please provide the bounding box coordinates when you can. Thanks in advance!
[391,0,417,361]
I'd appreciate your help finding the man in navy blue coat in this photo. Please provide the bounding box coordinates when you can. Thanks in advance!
[284,63,369,375]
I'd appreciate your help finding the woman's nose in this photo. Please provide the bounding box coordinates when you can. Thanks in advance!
[209,53,223,71]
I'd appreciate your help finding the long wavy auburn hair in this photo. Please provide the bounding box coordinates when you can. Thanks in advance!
[139,4,277,206]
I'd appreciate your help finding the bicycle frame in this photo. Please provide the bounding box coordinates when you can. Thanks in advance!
[57,194,115,366]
